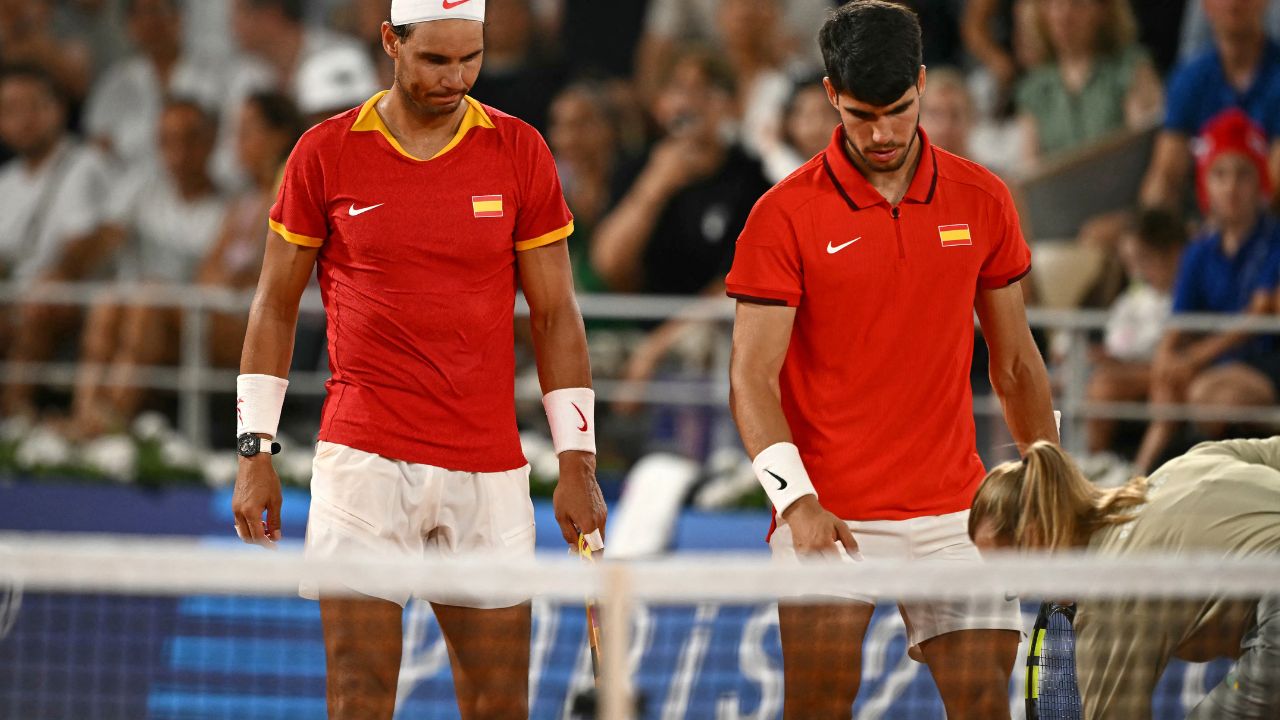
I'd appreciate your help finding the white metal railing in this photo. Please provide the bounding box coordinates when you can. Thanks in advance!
[3,281,1280,455]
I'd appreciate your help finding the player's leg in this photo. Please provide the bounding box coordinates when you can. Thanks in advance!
[918,628,1019,719]
[320,596,404,720]
[432,602,532,720]
[302,443,427,719]
[1186,362,1276,438]
[1188,596,1280,719]
[420,463,537,719]
[778,600,875,719]
[903,510,1023,719]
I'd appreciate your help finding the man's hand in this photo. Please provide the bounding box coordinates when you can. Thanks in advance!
[781,495,859,558]
[232,455,282,547]
[552,450,607,547]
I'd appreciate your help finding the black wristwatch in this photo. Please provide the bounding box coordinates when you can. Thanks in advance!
[237,433,281,458]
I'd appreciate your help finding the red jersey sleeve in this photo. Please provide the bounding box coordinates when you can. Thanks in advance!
[512,123,574,252]
[978,181,1032,289]
[269,126,330,248]
[725,194,803,306]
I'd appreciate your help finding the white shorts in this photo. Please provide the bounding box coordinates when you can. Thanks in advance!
[300,441,535,608]
[770,509,1023,649]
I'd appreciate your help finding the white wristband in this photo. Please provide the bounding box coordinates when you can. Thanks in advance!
[752,442,818,516]
[236,374,289,438]
[543,387,596,455]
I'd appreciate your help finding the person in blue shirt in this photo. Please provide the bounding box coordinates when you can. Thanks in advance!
[1140,0,1280,211]
[1135,108,1280,474]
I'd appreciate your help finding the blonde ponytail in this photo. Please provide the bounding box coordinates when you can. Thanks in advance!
[970,441,1150,550]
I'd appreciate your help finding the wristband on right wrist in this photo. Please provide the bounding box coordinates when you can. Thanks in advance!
[751,442,818,516]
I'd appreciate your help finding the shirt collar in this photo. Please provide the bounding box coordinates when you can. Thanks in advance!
[821,124,938,210]
[351,91,495,161]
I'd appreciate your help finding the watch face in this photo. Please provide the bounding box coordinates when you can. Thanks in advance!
[238,434,256,457]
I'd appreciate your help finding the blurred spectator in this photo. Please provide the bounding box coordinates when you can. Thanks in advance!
[960,0,1046,117]
[1141,0,1280,211]
[213,0,376,190]
[295,46,381,127]
[718,0,794,161]
[635,0,833,98]
[469,0,565,132]
[84,0,228,172]
[1015,0,1163,168]
[0,0,95,114]
[1084,208,1186,460]
[759,73,838,183]
[0,65,114,419]
[71,99,225,437]
[348,0,395,89]
[593,49,770,408]
[547,82,624,294]
[920,65,1024,177]
[1178,0,1280,65]
[1134,109,1280,473]
[196,92,302,370]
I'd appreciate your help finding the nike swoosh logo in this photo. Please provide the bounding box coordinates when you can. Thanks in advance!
[827,237,860,254]
[764,469,787,491]
[442,0,472,8]
[572,402,588,432]
[349,203,384,216]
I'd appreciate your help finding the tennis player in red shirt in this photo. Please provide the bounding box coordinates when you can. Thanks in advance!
[229,1,606,717]
[727,2,1059,717]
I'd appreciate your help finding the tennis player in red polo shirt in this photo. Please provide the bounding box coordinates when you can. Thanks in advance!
[727,2,1058,717]
[229,1,606,718]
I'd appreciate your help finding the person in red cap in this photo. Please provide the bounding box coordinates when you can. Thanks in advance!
[1134,108,1280,474]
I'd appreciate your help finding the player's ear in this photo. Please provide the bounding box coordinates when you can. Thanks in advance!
[822,77,839,111]
[916,65,926,97]
[381,21,400,60]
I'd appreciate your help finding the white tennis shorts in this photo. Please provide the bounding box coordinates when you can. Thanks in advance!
[770,509,1023,650]
[300,441,535,608]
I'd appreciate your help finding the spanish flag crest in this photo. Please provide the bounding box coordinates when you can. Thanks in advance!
[472,195,504,218]
[938,223,972,247]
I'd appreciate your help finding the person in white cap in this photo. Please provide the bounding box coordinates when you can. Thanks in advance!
[230,0,606,717]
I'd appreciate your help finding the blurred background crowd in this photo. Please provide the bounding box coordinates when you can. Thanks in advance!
[0,0,1278,518]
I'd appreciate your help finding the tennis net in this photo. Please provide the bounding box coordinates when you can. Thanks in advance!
[1,533,1277,719]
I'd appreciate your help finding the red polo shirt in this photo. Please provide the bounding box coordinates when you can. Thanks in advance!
[726,126,1030,521]
[270,92,573,472]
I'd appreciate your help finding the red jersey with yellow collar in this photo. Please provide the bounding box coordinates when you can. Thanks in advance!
[269,92,573,472]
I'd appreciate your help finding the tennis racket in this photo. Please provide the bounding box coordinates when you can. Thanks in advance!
[577,532,604,683]
[1026,602,1082,720]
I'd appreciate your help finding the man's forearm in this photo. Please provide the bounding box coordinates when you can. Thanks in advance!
[529,299,591,391]
[239,297,300,378]
[992,354,1059,450]
[730,375,793,458]
[591,178,672,290]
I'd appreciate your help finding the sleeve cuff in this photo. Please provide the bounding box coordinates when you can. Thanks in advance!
[726,282,800,307]
[515,220,574,252]
[269,218,324,248]
[979,263,1032,290]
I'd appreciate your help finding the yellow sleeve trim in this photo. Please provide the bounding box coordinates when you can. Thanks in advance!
[269,218,325,247]
[514,220,574,252]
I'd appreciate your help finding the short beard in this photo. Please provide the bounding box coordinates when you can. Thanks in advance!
[394,67,466,119]
[846,109,922,174]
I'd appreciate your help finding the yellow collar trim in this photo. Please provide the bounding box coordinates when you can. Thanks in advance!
[351,91,495,161]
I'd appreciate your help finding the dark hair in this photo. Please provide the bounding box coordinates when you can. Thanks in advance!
[819,0,922,106]
[390,23,413,40]
[244,0,304,23]
[1132,207,1187,254]
[0,63,65,105]
[245,91,304,161]
[162,96,218,135]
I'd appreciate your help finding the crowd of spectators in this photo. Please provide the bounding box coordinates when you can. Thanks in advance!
[0,0,1278,489]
